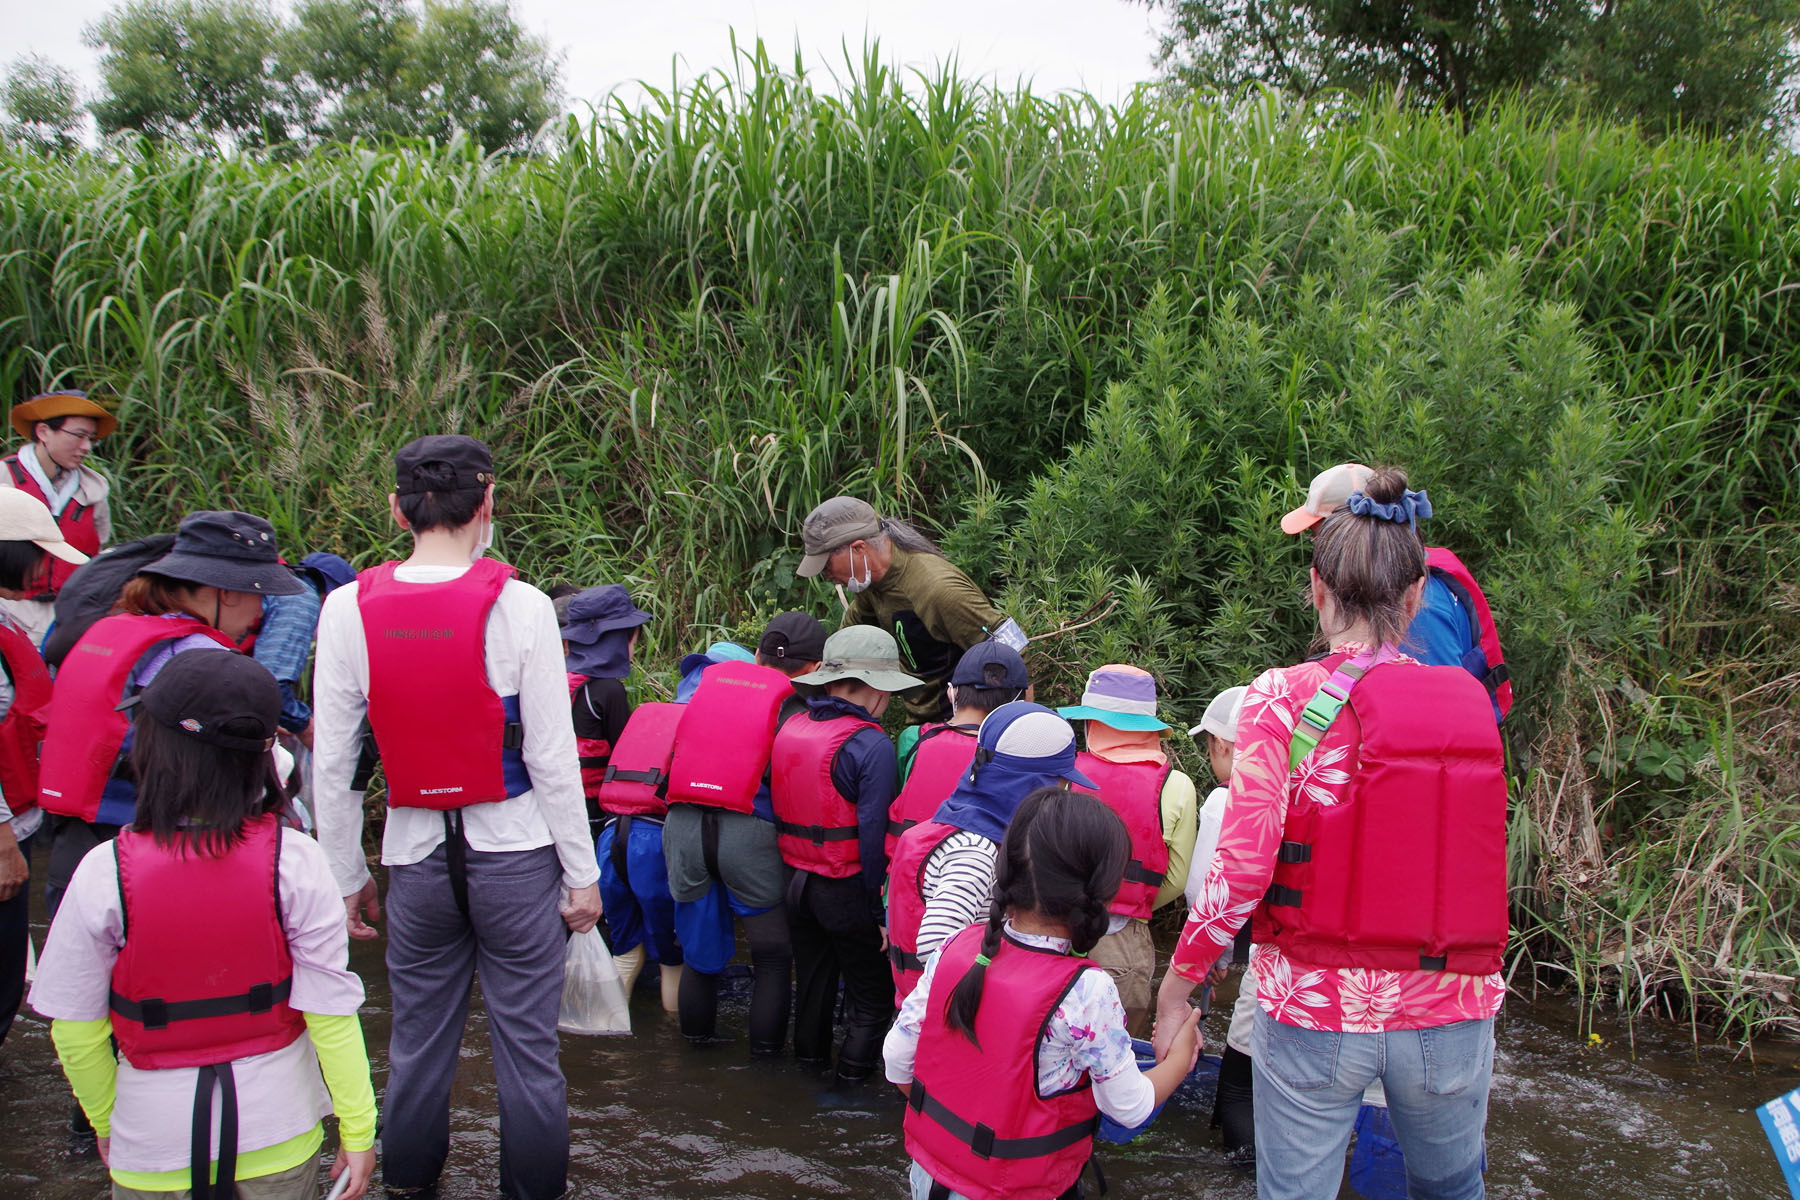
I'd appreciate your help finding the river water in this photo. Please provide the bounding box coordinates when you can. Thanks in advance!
[3,880,1797,1200]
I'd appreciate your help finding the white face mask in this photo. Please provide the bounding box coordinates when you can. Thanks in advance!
[471,518,495,563]
[846,546,872,593]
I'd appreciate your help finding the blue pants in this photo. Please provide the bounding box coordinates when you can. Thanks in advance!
[596,815,681,964]
[384,842,569,1200]
[1251,1006,1494,1200]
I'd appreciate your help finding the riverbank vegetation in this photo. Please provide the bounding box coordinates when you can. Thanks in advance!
[2,46,1795,1037]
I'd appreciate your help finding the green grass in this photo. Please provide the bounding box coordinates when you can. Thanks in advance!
[2,46,1796,1036]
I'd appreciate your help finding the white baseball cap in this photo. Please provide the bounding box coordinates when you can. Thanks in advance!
[0,488,90,565]
[1189,685,1247,742]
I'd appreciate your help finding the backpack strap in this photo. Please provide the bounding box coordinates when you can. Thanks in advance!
[1287,646,1397,770]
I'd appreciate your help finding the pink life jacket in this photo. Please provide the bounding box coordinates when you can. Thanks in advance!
[904,925,1101,1200]
[596,701,684,817]
[887,818,967,1006]
[1072,753,1172,920]
[885,723,978,863]
[109,814,307,1070]
[38,614,238,823]
[5,455,101,598]
[1425,546,1513,722]
[770,707,880,877]
[566,673,612,800]
[1252,658,1509,975]
[358,558,530,810]
[0,618,51,815]
[665,660,792,814]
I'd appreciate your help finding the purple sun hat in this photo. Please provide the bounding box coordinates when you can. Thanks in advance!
[1056,664,1171,733]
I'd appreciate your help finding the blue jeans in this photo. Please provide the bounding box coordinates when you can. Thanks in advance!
[1251,1006,1493,1200]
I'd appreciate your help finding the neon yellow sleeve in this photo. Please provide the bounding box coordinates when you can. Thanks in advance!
[1155,770,1199,911]
[303,1012,378,1151]
[50,1017,117,1138]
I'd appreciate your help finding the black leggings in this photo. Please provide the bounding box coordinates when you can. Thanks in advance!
[678,908,792,1052]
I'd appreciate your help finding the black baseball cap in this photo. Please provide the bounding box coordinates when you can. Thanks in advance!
[951,641,1029,689]
[758,610,827,664]
[394,435,495,496]
[118,650,281,752]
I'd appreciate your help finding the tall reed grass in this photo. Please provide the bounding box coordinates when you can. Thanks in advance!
[1,45,1795,1034]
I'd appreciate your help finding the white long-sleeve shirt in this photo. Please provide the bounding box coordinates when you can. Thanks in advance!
[311,563,599,895]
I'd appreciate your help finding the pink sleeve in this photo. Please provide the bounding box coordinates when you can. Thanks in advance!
[1169,664,1314,981]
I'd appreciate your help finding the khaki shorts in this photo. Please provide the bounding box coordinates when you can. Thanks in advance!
[1091,917,1155,1036]
[113,1153,322,1200]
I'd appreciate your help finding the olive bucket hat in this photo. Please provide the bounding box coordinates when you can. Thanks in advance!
[792,625,925,693]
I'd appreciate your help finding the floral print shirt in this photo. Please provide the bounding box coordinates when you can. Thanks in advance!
[1171,645,1506,1032]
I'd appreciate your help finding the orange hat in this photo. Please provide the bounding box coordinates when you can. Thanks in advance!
[1280,462,1372,535]
[11,391,118,440]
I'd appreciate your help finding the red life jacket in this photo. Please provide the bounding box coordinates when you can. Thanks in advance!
[885,723,977,863]
[358,559,530,810]
[1072,753,1172,921]
[904,925,1101,1200]
[38,614,238,823]
[566,673,612,800]
[1424,546,1513,722]
[770,707,881,877]
[108,814,307,1070]
[5,455,101,597]
[1252,659,1510,975]
[0,618,51,815]
[665,660,792,814]
[887,818,968,1006]
[596,701,684,817]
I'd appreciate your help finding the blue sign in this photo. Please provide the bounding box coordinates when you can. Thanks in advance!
[1756,1086,1800,1200]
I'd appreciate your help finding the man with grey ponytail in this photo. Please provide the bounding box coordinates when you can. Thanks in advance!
[795,496,1006,723]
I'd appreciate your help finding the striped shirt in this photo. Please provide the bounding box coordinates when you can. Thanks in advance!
[914,829,999,962]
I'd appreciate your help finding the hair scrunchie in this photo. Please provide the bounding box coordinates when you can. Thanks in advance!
[1346,487,1433,532]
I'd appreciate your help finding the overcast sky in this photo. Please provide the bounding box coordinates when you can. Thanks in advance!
[9,1,1168,116]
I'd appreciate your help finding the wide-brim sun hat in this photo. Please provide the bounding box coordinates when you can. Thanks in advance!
[1057,663,1171,733]
[792,624,925,693]
[561,584,652,644]
[142,511,304,596]
[11,390,118,441]
[0,488,90,566]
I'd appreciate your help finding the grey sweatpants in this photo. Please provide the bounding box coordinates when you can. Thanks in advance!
[383,842,569,1200]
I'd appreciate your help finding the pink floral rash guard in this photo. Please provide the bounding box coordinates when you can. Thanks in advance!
[1171,645,1505,1033]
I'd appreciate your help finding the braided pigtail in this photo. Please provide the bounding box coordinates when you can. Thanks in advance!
[945,790,1041,1045]
[945,894,1007,1046]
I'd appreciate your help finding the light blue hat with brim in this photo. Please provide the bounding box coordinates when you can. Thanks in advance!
[1056,664,1172,733]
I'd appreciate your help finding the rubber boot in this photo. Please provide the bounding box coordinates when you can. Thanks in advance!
[1212,1045,1256,1159]
[614,944,646,999]
[660,963,682,1014]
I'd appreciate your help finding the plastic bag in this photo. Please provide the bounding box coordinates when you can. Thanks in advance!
[557,929,631,1035]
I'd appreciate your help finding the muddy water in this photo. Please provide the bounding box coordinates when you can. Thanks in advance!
[4,878,1798,1200]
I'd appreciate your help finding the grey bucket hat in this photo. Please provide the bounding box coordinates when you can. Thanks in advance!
[792,625,925,693]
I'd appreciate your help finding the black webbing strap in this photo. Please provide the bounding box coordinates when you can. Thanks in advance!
[701,810,723,884]
[907,1082,1100,1160]
[1276,841,1312,864]
[1120,860,1165,887]
[773,819,859,844]
[886,817,914,838]
[888,944,924,973]
[1419,955,1448,971]
[1265,884,1303,907]
[578,756,609,771]
[927,1180,954,1200]
[603,765,667,786]
[609,815,633,881]
[110,978,292,1028]
[502,722,525,750]
[444,810,471,921]
[190,1061,239,1200]
[1485,663,1511,689]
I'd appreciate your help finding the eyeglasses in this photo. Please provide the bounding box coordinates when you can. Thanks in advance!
[55,427,102,447]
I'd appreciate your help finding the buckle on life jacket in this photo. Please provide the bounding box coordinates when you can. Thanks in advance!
[1265,884,1303,908]
[603,765,667,786]
[1419,954,1448,971]
[501,722,525,750]
[139,997,170,1030]
[245,981,274,1013]
[889,944,924,972]
[1276,841,1312,864]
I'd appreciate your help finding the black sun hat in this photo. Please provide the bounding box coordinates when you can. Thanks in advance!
[118,650,281,752]
[142,511,304,596]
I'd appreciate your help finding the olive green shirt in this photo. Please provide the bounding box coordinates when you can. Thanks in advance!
[843,547,1002,722]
